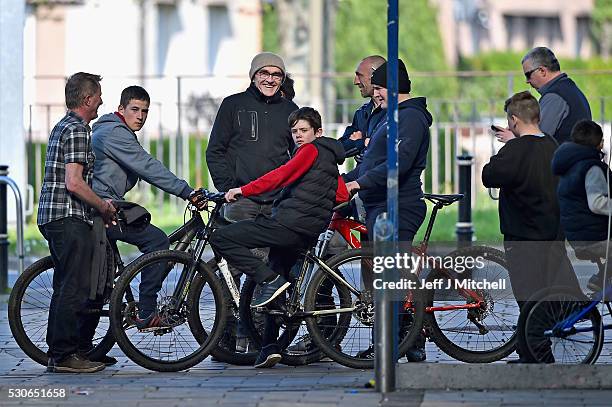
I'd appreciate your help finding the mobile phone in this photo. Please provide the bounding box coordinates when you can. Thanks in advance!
[490,124,504,132]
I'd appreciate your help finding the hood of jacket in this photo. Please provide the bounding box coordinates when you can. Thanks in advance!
[92,112,133,135]
[552,142,602,176]
[399,97,433,127]
[312,137,346,165]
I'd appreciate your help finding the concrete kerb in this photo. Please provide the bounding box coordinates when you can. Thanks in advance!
[397,364,612,390]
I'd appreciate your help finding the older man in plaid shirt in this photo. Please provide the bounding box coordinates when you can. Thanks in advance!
[37,72,116,373]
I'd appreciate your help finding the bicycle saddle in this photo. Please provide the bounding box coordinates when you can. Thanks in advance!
[423,193,464,206]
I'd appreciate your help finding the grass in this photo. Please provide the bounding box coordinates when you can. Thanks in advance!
[8,192,502,258]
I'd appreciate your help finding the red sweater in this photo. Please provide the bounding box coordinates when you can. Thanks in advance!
[241,143,349,204]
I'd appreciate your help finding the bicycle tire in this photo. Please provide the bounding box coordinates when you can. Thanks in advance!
[239,277,321,366]
[8,256,115,366]
[424,246,518,363]
[304,248,426,369]
[519,288,603,364]
[188,269,258,366]
[109,250,227,371]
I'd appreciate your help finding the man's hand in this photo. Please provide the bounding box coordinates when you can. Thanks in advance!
[493,126,515,143]
[100,199,117,228]
[225,188,243,202]
[349,131,363,141]
[188,189,207,211]
[345,181,361,195]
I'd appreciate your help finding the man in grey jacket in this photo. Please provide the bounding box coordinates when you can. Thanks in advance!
[92,86,201,333]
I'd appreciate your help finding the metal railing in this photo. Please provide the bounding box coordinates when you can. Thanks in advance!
[0,166,25,291]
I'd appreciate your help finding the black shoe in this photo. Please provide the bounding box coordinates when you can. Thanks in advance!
[47,354,105,373]
[89,355,118,366]
[405,347,427,362]
[251,276,291,308]
[254,345,282,368]
[356,345,375,359]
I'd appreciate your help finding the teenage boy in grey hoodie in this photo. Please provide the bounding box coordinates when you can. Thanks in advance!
[92,86,202,339]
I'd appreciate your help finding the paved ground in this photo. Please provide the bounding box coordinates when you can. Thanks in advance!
[2,260,612,406]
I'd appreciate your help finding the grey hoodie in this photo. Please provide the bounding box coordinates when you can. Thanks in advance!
[92,112,191,201]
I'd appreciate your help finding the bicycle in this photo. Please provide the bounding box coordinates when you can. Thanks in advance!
[518,248,608,364]
[292,193,517,367]
[8,204,206,367]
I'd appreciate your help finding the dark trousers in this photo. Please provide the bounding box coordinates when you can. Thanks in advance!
[39,217,96,361]
[210,214,313,348]
[106,223,169,316]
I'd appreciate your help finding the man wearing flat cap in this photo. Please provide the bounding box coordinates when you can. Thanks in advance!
[206,52,298,353]
[344,59,432,362]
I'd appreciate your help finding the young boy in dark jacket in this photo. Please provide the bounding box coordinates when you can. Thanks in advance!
[552,120,611,290]
[482,91,562,363]
[209,107,348,368]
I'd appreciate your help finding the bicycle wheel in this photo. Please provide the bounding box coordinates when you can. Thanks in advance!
[8,256,115,366]
[520,290,603,364]
[424,246,518,363]
[239,277,321,366]
[304,248,425,369]
[187,266,258,366]
[109,250,227,371]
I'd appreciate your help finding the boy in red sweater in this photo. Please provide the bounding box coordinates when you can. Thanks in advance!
[210,107,348,367]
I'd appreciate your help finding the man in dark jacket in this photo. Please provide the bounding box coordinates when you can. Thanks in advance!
[205,52,298,352]
[339,55,387,161]
[206,52,298,221]
[209,107,348,368]
[494,47,591,145]
[344,59,432,362]
[92,86,202,335]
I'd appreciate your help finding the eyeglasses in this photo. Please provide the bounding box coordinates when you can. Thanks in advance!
[524,66,541,80]
[256,70,284,82]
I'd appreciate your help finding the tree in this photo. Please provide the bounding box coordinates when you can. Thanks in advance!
[593,0,612,60]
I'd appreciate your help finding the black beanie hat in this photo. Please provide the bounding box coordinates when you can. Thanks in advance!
[371,59,411,93]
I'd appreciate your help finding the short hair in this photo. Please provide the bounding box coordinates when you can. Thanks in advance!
[120,85,150,107]
[504,91,540,124]
[522,47,561,72]
[288,107,322,131]
[65,72,102,109]
[360,55,386,72]
[571,120,603,147]
[280,73,295,101]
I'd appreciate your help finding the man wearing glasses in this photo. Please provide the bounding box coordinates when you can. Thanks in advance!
[206,52,298,353]
[494,47,591,145]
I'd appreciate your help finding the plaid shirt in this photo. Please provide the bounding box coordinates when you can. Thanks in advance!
[37,111,95,226]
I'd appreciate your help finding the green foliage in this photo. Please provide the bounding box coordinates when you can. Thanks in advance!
[334,0,455,100]
[262,1,280,53]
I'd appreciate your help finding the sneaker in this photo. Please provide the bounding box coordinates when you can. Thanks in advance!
[47,354,105,373]
[89,355,118,366]
[251,276,291,308]
[254,344,282,368]
[405,347,427,362]
[134,312,178,332]
[236,336,248,353]
[356,345,375,359]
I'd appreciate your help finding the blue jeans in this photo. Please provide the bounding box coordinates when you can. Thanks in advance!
[106,223,169,317]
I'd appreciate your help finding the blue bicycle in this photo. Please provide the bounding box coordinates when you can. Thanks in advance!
[519,250,610,364]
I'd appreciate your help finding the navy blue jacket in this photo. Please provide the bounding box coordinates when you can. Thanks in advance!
[344,97,432,208]
[339,100,386,159]
[552,142,610,242]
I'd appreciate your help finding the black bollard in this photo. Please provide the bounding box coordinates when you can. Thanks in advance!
[456,155,473,246]
[0,165,8,292]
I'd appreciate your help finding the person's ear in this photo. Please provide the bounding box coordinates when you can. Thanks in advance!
[315,128,323,138]
[118,105,125,114]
